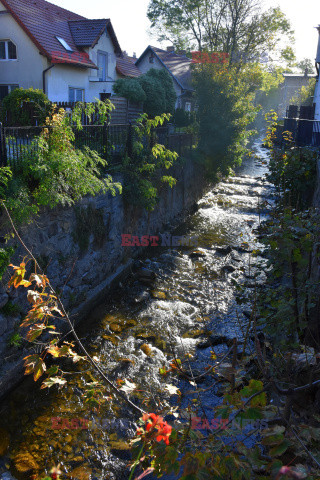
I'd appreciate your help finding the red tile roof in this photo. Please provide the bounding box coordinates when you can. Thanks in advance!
[116,56,142,78]
[1,0,120,69]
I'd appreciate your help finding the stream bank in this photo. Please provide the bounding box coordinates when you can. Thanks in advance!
[0,140,275,480]
[0,155,207,399]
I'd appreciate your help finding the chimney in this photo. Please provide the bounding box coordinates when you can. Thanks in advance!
[167,46,174,53]
[133,52,136,58]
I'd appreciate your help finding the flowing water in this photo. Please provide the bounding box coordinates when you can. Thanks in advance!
[0,141,275,480]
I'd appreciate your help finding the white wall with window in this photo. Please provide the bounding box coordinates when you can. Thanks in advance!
[0,84,18,101]
[68,87,84,102]
[0,39,17,60]
[0,1,47,94]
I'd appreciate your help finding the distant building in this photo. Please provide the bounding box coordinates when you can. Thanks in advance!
[0,0,141,103]
[279,71,316,118]
[135,46,195,111]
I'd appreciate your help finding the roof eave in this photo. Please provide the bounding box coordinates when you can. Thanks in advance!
[136,45,186,91]
[1,0,51,60]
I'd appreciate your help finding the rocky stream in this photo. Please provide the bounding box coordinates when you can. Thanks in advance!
[0,140,275,480]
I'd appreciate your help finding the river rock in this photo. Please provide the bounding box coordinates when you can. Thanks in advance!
[134,268,156,286]
[151,290,166,300]
[197,335,233,349]
[0,473,17,480]
[221,265,236,274]
[215,246,232,255]
[0,294,8,310]
[109,440,131,460]
[189,249,207,259]
[69,465,92,480]
[13,452,39,477]
[0,316,7,337]
[0,429,10,456]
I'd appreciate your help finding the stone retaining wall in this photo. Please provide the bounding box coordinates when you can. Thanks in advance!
[0,156,207,398]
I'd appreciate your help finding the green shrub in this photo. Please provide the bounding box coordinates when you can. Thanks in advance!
[113,69,176,117]
[0,88,51,126]
[113,78,146,103]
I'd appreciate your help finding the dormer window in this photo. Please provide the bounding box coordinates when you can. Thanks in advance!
[0,40,17,60]
[56,36,73,52]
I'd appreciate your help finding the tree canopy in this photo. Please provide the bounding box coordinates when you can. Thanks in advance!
[114,69,177,117]
[147,0,295,66]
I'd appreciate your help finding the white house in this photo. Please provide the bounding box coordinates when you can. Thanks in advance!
[0,0,141,103]
[135,46,195,111]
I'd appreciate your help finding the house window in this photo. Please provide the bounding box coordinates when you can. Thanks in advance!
[0,40,17,60]
[69,87,84,103]
[0,84,18,101]
[185,102,191,112]
[149,54,154,64]
[56,36,73,52]
[97,52,108,81]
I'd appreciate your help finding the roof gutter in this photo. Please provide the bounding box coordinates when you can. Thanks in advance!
[43,64,55,95]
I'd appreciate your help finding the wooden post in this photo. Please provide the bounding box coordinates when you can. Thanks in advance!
[0,123,7,167]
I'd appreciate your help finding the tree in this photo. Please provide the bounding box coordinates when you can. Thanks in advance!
[193,62,262,177]
[296,58,315,75]
[147,0,294,66]
[290,78,316,107]
[113,69,176,117]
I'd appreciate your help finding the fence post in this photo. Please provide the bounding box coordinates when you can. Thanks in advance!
[127,121,133,158]
[102,122,108,161]
[0,123,7,167]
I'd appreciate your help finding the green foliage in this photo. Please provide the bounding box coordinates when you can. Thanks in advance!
[114,69,177,117]
[173,108,196,128]
[1,300,21,316]
[147,0,294,64]
[290,78,316,107]
[121,113,179,210]
[0,245,15,281]
[0,87,51,126]
[8,332,23,347]
[296,58,315,75]
[2,104,122,223]
[193,63,261,177]
[72,203,107,252]
[113,78,146,103]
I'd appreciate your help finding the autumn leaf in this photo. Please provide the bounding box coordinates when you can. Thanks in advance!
[165,384,181,396]
[41,376,67,389]
[120,379,137,394]
[33,357,46,381]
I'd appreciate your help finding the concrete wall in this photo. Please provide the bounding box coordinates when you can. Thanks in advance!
[0,1,48,91]
[0,157,207,398]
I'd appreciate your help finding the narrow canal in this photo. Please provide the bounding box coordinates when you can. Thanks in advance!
[0,140,275,480]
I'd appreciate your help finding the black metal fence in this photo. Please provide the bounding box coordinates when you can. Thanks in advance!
[0,122,193,171]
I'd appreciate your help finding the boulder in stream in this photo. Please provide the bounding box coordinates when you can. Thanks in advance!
[215,246,232,255]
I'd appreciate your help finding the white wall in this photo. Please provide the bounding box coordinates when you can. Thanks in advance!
[0,1,48,90]
[137,52,182,108]
[46,29,118,102]
[0,8,120,103]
